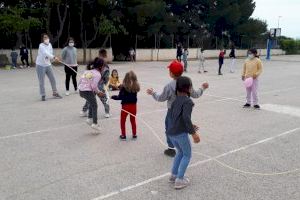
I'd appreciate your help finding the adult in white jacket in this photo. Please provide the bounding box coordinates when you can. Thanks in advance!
[36,33,62,101]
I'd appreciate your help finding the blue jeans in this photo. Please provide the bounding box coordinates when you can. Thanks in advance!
[165,109,174,148]
[169,133,192,179]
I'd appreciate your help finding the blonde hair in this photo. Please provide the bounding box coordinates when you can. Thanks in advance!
[123,71,140,93]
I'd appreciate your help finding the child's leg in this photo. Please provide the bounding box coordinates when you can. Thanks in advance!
[121,105,129,136]
[36,65,47,96]
[82,101,89,112]
[21,57,26,66]
[176,133,192,179]
[71,67,78,91]
[252,79,259,105]
[45,66,58,94]
[165,110,175,149]
[99,92,110,114]
[170,136,183,176]
[80,91,97,124]
[128,104,137,136]
[246,86,252,104]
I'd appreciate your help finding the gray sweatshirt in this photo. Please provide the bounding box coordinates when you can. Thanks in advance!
[167,96,195,136]
[61,46,77,66]
[152,79,204,109]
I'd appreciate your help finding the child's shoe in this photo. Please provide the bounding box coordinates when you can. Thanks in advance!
[164,148,176,157]
[132,135,137,140]
[198,71,201,74]
[174,177,190,189]
[119,135,126,141]
[41,96,46,101]
[204,70,208,73]
[168,175,176,183]
[86,118,93,125]
[53,93,63,99]
[65,91,70,96]
[104,113,110,118]
[91,124,101,134]
[254,105,260,109]
[243,103,251,108]
[80,111,88,117]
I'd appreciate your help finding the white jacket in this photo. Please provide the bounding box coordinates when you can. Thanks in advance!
[36,43,55,66]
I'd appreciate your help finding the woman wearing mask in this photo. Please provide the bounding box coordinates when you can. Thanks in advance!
[62,37,78,96]
[36,33,62,101]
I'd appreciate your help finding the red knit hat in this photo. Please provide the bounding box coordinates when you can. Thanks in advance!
[167,60,183,76]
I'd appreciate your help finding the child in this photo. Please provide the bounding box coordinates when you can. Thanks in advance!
[78,58,105,132]
[10,48,19,69]
[109,69,121,91]
[147,60,208,157]
[198,48,207,73]
[182,48,189,72]
[81,49,110,118]
[218,48,226,75]
[229,45,236,73]
[111,71,140,140]
[167,76,200,190]
[242,48,263,109]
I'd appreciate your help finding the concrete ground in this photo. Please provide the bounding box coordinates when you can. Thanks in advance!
[0,55,300,200]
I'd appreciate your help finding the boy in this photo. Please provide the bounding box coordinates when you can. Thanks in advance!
[198,48,207,73]
[10,48,18,69]
[147,60,208,157]
[218,48,226,75]
[182,48,189,72]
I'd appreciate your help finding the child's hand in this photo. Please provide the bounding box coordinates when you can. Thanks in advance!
[192,133,201,144]
[147,88,154,95]
[202,83,209,89]
[97,91,106,97]
[54,56,60,62]
[253,74,257,79]
[193,124,199,132]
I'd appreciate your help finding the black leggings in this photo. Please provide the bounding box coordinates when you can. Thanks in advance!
[64,66,78,91]
[80,91,98,124]
[21,56,29,66]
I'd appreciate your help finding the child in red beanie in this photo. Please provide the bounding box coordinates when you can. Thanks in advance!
[147,60,208,157]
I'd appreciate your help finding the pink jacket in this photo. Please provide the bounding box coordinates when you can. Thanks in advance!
[78,69,101,93]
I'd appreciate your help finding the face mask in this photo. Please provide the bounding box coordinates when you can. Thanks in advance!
[248,54,254,59]
[44,39,50,45]
[69,42,74,47]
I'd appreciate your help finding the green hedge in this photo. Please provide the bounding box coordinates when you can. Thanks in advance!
[280,39,300,54]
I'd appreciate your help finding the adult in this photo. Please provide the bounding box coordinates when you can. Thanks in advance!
[20,45,29,68]
[229,45,236,73]
[62,37,78,96]
[176,43,183,62]
[36,33,62,101]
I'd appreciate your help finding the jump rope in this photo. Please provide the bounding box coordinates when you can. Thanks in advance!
[52,61,300,176]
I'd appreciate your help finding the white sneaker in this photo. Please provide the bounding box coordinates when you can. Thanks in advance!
[80,111,88,117]
[91,124,101,133]
[20,65,24,69]
[104,113,110,118]
[27,65,30,68]
[65,91,70,96]
[86,118,93,125]
[174,177,190,189]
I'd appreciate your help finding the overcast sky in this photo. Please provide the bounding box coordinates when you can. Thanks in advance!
[252,0,300,38]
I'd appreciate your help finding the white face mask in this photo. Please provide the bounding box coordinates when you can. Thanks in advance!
[69,42,74,47]
[44,39,50,45]
[248,54,254,59]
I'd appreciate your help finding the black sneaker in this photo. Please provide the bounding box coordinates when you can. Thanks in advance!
[132,135,137,140]
[218,73,223,75]
[254,105,260,109]
[41,96,46,101]
[204,70,208,73]
[53,93,63,99]
[243,103,251,108]
[119,135,126,141]
[164,148,176,157]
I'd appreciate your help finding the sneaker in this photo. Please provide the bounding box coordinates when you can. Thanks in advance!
[86,118,93,125]
[41,96,46,101]
[174,177,190,189]
[132,135,137,140]
[80,111,88,117]
[104,113,110,118]
[65,91,70,96]
[218,73,223,75]
[119,135,126,141]
[91,124,101,133]
[19,65,24,69]
[198,71,201,74]
[168,175,176,183]
[254,105,260,109]
[243,103,251,108]
[204,70,208,73]
[164,148,176,157]
[53,93,63,99]
[27,65,30,68]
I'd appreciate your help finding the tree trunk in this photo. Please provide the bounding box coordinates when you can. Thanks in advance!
[26,32,34,66]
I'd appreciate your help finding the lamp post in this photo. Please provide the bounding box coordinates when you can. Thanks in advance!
[277,16,282,28]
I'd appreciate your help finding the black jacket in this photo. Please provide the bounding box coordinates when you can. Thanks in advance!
[167,96,195,136]
[229,48,236,58]
[20,47,29,57]
[111,87,137,104]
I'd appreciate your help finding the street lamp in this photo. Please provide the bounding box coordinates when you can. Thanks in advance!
[278,16,282,28]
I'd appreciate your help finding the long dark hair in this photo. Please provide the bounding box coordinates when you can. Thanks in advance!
[86,57,104,71]
[249,48,259,58]
[111,69,119,80]
[123,71,140,93]
[176,76,192,96]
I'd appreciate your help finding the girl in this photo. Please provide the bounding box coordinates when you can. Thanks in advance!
[78,58,105,132]
[229,45,236,73]
[198,48,207,73]
[242,48,263,109]
[182,48,189,72]
[111,71,140,140]
[218,48,226,75]
[167,76,200,190]
[109,69,121,91]
[36,33,62,101]
[62,37,78,96]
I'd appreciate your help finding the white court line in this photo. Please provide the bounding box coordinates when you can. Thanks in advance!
[91,127,300,200]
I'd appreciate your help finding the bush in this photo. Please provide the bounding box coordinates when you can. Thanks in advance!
[280,39,300,54]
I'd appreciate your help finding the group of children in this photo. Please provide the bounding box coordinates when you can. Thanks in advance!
[10,45,30,69]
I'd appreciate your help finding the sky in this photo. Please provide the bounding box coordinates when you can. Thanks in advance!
[252,0,300,38]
